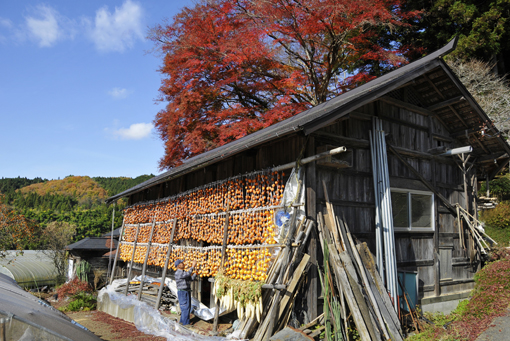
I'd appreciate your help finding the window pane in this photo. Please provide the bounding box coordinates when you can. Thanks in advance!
[391,192,409,228]
[411,194,432,228]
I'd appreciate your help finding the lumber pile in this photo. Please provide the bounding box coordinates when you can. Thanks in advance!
[307,183,404,341]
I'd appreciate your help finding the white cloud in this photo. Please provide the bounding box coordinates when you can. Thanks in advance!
[88,0,144,52]
[108,87,131,99]
[0,17,12,28]
[22,5,76,47]
[25,5,63,47]
[113,122,153,140]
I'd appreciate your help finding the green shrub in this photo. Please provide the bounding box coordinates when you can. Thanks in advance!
[480,175,510,199]
[60,292,96,312]
[480,201,510,230]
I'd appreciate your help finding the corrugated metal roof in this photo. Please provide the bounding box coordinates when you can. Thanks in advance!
[106,37,509,202]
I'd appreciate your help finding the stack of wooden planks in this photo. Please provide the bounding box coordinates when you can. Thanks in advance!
[314,183,404,341]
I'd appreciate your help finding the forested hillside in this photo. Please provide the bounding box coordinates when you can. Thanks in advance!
[0,175,154,245]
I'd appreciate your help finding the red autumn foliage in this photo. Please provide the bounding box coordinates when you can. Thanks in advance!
[0,194,35,256]
[149,0,421,169]
[57,278,92,299]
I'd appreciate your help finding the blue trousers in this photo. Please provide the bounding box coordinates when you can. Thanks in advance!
[177,290,191,325]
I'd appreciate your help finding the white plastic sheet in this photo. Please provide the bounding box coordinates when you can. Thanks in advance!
[99,280,228,341]
[275,166,306,243]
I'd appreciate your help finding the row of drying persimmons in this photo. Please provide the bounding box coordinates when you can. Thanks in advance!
[123,171,285,225]
[119,244,272,281]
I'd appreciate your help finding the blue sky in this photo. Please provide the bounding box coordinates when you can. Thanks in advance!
[0,0,193,180]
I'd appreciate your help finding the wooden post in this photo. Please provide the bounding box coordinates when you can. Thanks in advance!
[155,219,178,309]
[109,220,125,284]
[305,137,318,322]
[138,219,157,300]
[213,205,230,334]
[124,224,141,296]
[107,202,116,280]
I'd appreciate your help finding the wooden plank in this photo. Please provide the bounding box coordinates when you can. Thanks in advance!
[322,180,343,250]
[328,246,373,341]
[356,243,401,331]
[342,220,396,340]
[278,254,310,318]
[308,325,326,338]
[298,313,324,331]
[337,250,381,341]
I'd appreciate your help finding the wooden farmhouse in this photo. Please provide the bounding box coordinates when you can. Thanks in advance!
[106,38,510,323]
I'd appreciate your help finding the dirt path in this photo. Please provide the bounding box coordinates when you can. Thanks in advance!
[66,310,232,340]
[67,310,166,341]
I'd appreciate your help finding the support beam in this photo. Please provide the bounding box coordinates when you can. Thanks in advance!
[109,220,125,284]
[155,219,178,309]
[124,224,141,296]
[305,137,318,321]
[426,96,465,111]
[386,143,457,216]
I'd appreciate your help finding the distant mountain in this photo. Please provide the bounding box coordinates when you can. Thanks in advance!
[19,176,108,202]
[0,174,154,244]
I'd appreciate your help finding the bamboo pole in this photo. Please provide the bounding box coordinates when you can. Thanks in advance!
[124,224,141,296]
[138,218,157,300]
[109,219,125,284]
[155,219,178,309]
[213,205,230,334]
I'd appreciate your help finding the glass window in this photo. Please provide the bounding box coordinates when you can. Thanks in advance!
[391,191,409,228]
[391,189,434,232]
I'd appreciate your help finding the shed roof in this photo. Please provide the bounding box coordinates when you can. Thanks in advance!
[102,227,121,238]
[106,37,510,203]
[66,237,117,251]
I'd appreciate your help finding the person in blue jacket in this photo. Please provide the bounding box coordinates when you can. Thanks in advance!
[174,259,196,325]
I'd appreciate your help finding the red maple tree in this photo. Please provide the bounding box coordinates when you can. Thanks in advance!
[149,0,420,169]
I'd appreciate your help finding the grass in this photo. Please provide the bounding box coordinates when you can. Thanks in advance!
[407,248,510,340]
[484,224,510,247]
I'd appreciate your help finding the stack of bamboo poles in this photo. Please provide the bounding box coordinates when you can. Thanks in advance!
[456,204,497,255]
[235,217,314,340]
[317,183,404,341]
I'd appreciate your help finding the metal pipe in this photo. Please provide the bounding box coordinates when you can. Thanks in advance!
[379,118,398,309]
[272,146,347,172]
[369,130,383,273]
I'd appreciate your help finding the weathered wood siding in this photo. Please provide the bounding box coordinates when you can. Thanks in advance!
[311,99,476,301]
